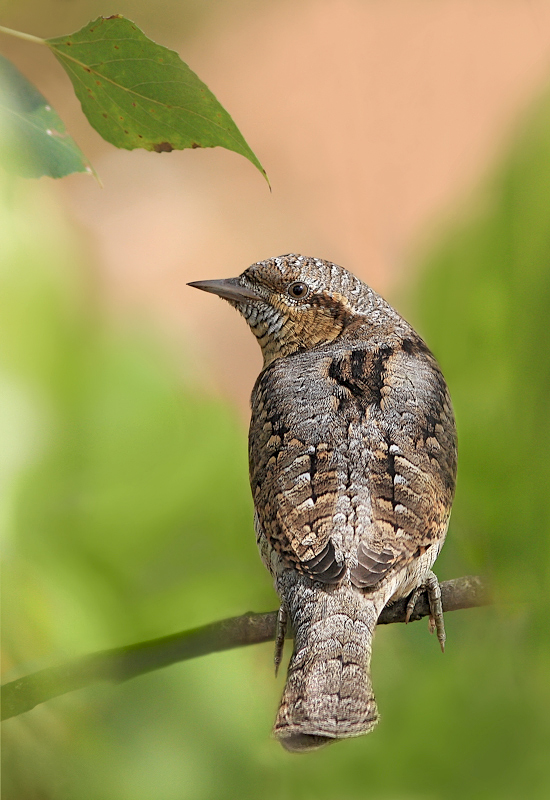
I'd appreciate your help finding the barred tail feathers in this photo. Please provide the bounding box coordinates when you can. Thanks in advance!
[273,578,380,753]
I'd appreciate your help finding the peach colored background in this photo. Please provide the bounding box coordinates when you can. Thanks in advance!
[6,0,550,414]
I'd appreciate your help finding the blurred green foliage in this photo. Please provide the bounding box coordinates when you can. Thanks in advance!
[0,54,91,179]
[2,94,550,800]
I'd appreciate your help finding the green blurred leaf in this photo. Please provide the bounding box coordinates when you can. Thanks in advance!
[0,54,92,179]
[46,16,267,181]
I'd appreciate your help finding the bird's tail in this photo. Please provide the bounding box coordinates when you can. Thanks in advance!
[273,577,382,753]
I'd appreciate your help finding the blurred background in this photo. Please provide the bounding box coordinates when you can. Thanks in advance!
[1,1,549,798]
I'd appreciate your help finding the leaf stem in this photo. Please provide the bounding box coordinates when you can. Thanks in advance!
[0,25,46,45]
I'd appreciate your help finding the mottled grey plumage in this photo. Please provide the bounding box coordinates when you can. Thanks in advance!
[189,254,457,752]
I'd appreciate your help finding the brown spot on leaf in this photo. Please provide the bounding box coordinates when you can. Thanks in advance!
[96,81,101,86]
[153,142,174,153]
[66,42,72,46]
[132,102,137,107]
[103,113,108,118]
[84,67,91,73]
[114,45,119,50]
[191,142,200,149]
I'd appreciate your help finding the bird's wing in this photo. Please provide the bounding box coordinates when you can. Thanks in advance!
[327,338,457,589]
[249,355,346,583]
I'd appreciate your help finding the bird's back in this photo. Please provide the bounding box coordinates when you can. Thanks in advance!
[249,321,456,592]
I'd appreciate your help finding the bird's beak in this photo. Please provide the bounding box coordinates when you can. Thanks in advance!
[187,277,259,303]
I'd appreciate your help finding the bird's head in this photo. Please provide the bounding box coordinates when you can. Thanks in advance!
[189,254,386,367]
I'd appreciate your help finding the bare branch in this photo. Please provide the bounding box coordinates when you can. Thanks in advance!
[1,575,489,722]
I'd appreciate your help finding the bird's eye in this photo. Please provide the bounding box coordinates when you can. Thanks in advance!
[287,281,310,300]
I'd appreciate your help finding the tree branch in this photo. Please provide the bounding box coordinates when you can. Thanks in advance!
[1,575,489,722]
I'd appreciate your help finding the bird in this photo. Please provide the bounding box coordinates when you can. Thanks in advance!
[188,254,457,753]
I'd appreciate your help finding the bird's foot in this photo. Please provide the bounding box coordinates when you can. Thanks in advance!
[274,604,287,676]
[405,571,446,653]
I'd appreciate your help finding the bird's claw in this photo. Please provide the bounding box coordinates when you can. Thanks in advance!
[406,571,446,652]
[405,585,423,624]
[274,604,287,676]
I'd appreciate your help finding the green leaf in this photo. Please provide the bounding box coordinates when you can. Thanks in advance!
[46,16,268,182]
[0,54,92,179]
